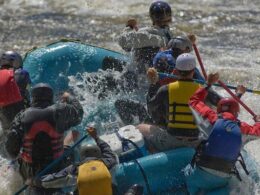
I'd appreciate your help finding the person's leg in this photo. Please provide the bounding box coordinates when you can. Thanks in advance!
[136,124,184,153]
[185,167,230,195]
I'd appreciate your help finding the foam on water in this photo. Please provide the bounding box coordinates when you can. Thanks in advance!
[0,0,259,193]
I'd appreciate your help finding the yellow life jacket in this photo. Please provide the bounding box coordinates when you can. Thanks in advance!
[77,160,112,195]
[167,80,200,136]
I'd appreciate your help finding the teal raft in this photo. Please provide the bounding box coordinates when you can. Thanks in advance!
[23,40,129,91]
[22,40,259,195]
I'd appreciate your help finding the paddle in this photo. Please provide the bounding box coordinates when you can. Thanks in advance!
[15,131,89,195]
[158,72,260,95]
[191,40,257,118]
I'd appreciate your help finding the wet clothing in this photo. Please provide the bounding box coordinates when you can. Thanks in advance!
[189,87,260,136]
[185,165,230,195]
[118,25,173,73]
[0,69,25,156]
[147,80,200,130]
[5,95,83,181]
[148,49,220,105]
[184,86,260,194]
[144,125,200,152]
[33,138,117,192]
[14,67,31,107]
[143,80,202,151]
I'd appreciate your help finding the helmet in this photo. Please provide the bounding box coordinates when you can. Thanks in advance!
[149,1,172,23]
[175,53,196,71]
[168,36,193,51]
[80,144,102,159]
[217,98,240,115]
[31,83,53,103]
[0,51,23,69]
[153,51,175,73]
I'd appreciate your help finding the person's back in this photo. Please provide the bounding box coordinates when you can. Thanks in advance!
[5,83,84,187]
[26,127,118,195]
[185,72,260,194]
[0,51,32,141]
[118,1,173,73]
[137,53,201,152]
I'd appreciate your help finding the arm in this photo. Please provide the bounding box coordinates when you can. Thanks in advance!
[147,85,168,125]
[95,138,118,169]
[87,127,117,169]
[240,117,260,136]
[54,93,84,132]
[5,111,24,160]
[118,25,166,51]
[189,87,218,125]
[30,164,78,189]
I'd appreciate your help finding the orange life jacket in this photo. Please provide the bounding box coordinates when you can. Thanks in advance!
[21,121,64,163]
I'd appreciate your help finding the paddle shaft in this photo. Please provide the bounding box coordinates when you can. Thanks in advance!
[193,43,208,80]
[15,134,88,195]
[192,42,257,117]
[158,72,259,95]
[218,80,257,118]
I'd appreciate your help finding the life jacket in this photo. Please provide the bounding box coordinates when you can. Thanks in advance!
[167,80,200,137]
[21,121,64,164]
[195,118,242,173]
[0,69,22,107]
[77,160,112,195]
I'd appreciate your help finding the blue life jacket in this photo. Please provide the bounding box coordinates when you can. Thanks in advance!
[203,119,242,162]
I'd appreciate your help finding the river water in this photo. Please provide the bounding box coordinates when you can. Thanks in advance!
[0,0,259,194]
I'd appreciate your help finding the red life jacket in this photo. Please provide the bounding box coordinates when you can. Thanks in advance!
[0,69,22,107]
[21,121,64,164]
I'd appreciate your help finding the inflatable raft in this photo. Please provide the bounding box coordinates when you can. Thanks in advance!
[23,40,129,91]
[22,40,260,195]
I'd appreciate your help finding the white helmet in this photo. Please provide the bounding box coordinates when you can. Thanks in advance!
[0,51,23,69]
[175,53,196,71]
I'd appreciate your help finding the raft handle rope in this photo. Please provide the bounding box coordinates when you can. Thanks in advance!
[115,128,151,194]
[15,133,89,195]
[115,131,144,157]
[133,158,152,195]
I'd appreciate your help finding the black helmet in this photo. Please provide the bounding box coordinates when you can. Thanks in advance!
[167,36,193,51]
[31,83,54,103]
[149,1,172,23]
[0,51,23,69]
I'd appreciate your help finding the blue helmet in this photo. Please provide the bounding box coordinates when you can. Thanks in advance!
[149,1,172,23]
[153,50,175,73]
[0,51,23,69]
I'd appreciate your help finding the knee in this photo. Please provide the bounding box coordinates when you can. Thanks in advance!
[136,124,151,138]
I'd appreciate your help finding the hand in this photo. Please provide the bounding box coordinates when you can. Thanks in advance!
[126,18,138,31]
[147,68,159,84]
[188,34,196,44]
[87,126,98,140]
[207,72,219,85]
[235,85,246,95]
[253,115,260,122]
[61,92,70,103]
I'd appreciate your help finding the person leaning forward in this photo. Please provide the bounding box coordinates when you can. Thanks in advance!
[137,53,202,153]
[184,72,260,194]
[118,1,173,73]
[5,83,83,194]
[26,127,118,195]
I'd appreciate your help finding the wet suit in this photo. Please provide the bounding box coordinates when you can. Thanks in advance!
[30,138,117,194]
[5,94,83,194]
